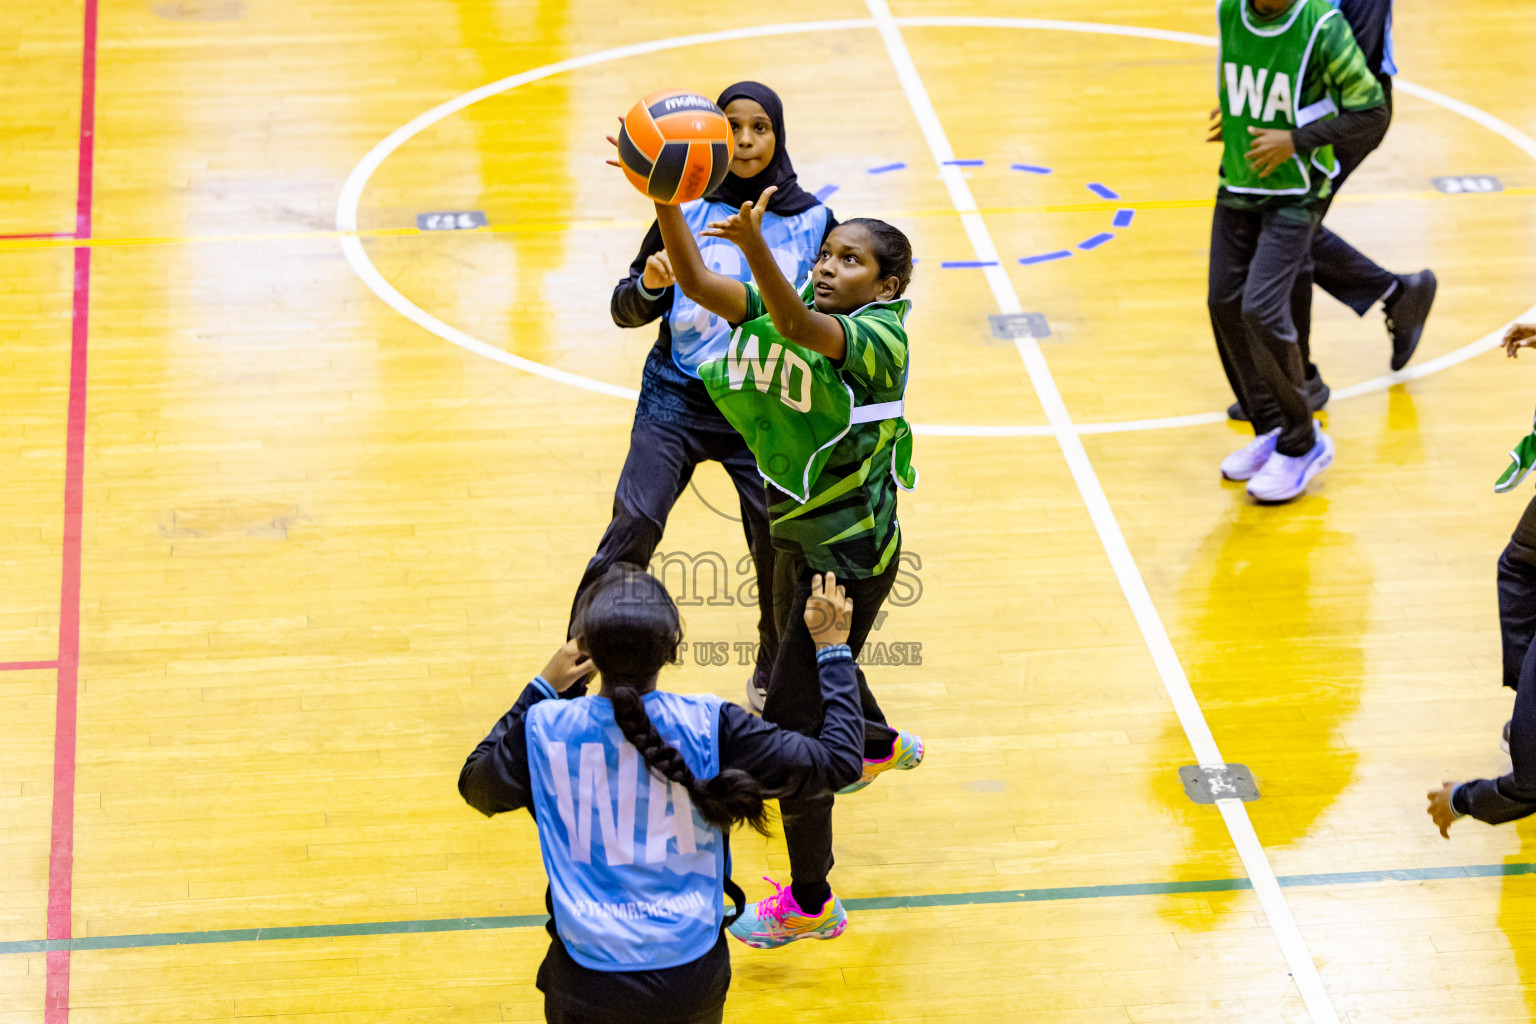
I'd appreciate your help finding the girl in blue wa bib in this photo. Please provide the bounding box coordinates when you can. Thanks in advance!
[644,183,925,947]
[460,566,864,1023]
[573,82,834,715]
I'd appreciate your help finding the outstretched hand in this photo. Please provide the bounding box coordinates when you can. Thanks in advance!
[1426,782,1460,839]
[1206,107,1223,143]
[1504,323,1536,357]
[604,115,624,170]
[700,186,777,246]
[803,571,854,649]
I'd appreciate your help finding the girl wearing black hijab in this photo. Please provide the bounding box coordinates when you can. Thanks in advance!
[572,82,836,711]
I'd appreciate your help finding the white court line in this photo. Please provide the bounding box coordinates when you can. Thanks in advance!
[334,19,873,405]
[1331,307,1536,401]
[863,2,1340,1021]
[910,422,1054,437]
[1393,78,1536,162]
[896,13,1218,46]
[938,308,1536,436]
[336,16,1536,438]
[921,303,1536,436]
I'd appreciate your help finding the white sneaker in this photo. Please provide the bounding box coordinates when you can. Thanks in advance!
[1221,429,1280,481]
[1246,426,1333,503]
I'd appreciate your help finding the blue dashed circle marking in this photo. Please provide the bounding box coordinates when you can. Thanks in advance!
[847,161,1135,267]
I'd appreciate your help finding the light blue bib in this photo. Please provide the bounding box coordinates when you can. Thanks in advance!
[668,200,831,377]
[526,691,727,971]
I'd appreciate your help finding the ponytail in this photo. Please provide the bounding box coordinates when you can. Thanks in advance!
[610,685,771,835]
[577,564,771,835]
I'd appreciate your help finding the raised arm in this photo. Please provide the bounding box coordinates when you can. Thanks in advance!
[606,123,748,324]
[611,221,673,329]
[653,201,749,325]
[716,652,863,798]
[458,641,592,817]
[703,186,848,361]
[717,572,864,796]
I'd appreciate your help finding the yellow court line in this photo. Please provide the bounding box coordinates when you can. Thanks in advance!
[0,226,422,251]
[903,186,1536,219]
[2,187,1528,253]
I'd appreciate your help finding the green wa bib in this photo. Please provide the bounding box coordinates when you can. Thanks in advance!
[1218,0,1342,197]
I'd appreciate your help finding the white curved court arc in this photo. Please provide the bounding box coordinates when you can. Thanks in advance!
[335,16,1536,436]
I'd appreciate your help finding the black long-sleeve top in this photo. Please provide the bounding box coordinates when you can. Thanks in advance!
[1336,0,1394,78]
[1452,640,1536,824]
[459,650,865,820]
[611,216,835,432]
[1453,773,1536,826]
[1288,1,1394,151]
[1290,102,1390,152]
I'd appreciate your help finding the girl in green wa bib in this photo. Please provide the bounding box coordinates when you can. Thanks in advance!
[1209,0,1386,503]
[648,181,926,949]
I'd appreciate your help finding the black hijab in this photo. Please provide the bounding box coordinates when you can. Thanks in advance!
[707,81,821,216]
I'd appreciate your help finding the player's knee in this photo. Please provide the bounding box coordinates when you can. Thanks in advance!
[1207,293,1242,320]
[1239,301,1286,337]
[1499,539,1536,581]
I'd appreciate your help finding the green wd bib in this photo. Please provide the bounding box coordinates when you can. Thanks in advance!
[700,283,916,503]
[1218,0,1341,197]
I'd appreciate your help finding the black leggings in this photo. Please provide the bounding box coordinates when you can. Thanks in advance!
[1499,490,1536,691]
[1453,491,1536,823]
[1294,79,1398,378]
[1208,203,1320,456]
[569,414,777,680]
[537,931,729,1024]
[762,546,902,899]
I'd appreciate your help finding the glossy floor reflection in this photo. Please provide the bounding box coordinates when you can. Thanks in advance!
[5,0,1536,1022]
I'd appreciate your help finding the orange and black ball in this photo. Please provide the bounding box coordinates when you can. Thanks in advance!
[617,90,733,206]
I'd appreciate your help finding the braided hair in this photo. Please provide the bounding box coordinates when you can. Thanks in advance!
[576,565,771,835]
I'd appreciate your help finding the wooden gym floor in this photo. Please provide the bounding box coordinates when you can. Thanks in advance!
[5,0,1536,1020]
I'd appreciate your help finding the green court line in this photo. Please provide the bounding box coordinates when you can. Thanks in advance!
[0,914,548,956]
[5,862,1536,957]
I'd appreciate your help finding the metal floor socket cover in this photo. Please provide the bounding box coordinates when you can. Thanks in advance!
[988,312,1051,341]
[1432,175,1503,193]
[1179,764,1260,803]
[417,211,488,230]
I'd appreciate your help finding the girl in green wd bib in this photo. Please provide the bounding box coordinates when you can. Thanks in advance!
[649,185,925,949]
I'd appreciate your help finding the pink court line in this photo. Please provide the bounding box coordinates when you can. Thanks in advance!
[0,660,59,671]
[0,232,75,240]
[47,0,97,1020]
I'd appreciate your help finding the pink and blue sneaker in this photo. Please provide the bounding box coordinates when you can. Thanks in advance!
[838,728,924,795]
[727,878,847,949]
